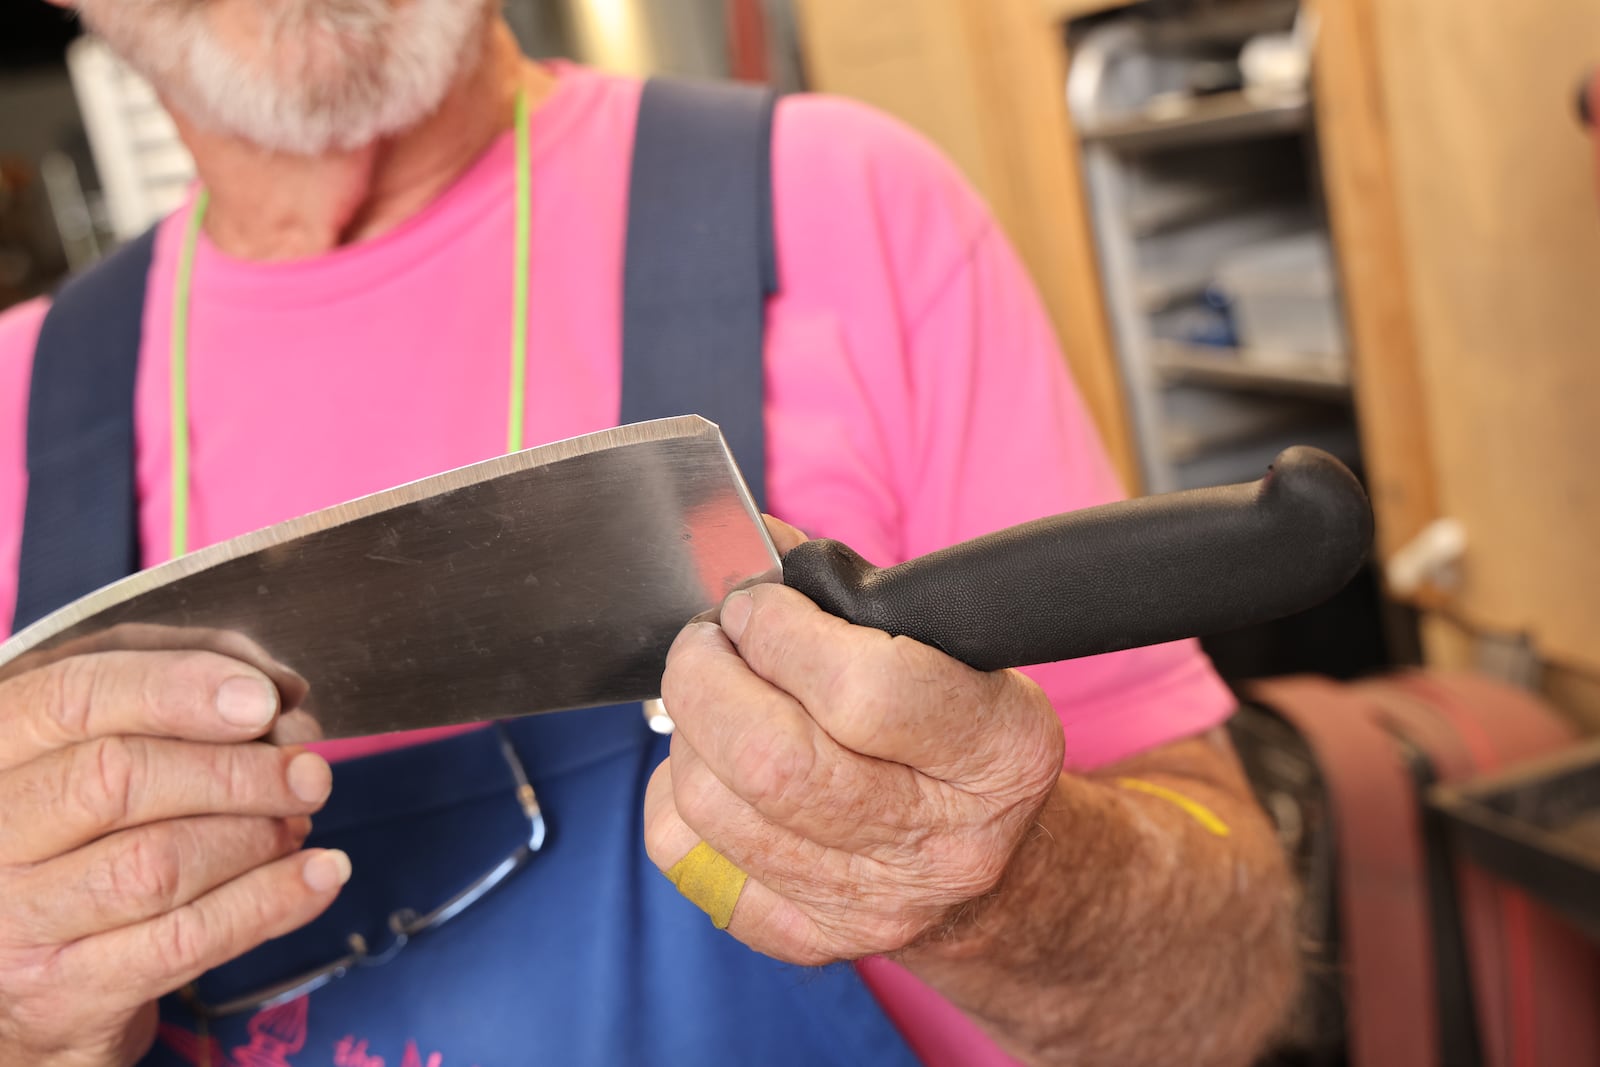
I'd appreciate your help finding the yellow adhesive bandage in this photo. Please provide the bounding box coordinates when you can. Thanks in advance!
[1116,778,1231,838]
[665,842,748,929]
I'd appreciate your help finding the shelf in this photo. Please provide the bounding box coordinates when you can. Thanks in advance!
[1138,270,1213,309]
[1152,342,1351,400]
[1164,415,1302,464]
[1128,187,1270,237]
[1080,90,1310,153]
[1169,422,1362,491]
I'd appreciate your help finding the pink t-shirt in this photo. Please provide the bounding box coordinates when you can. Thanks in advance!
[0,64,1232,1065]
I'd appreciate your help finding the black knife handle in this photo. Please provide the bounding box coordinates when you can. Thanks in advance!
[782,446,1372,672]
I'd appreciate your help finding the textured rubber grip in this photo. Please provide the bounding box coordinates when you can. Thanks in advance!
[782,446,1373,672]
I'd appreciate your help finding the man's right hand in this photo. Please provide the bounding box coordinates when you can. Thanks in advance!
[0,650,350,1066]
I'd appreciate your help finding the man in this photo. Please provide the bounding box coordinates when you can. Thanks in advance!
[0,2,1298,1065]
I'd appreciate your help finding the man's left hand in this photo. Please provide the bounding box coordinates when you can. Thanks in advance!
[643,520,1065,964]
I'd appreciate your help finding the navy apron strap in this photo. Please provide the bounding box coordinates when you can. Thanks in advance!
[621,77,778,512]
[14,227,158,630]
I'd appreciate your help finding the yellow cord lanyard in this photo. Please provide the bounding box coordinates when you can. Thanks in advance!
[168,88,534,560]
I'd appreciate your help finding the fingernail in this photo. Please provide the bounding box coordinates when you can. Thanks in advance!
[721,590,753,641]
[303,849,352,892]
[216,676,278,728]
[287,751,333,805]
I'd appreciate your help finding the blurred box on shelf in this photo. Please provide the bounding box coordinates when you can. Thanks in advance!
[1215,230,1346,372]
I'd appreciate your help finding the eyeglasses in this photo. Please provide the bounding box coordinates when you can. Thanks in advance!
[182,723,546,1022]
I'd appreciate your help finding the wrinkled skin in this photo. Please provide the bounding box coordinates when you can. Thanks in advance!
[643,519,1066,963]
[0,650,347,1066]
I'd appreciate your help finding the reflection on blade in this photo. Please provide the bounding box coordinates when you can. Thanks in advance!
[0,416,781,739]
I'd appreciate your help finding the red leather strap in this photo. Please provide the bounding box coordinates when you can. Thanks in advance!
[1254,672,1600,1067]
[1250,676,1436,1067]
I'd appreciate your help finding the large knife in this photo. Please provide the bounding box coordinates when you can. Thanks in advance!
[0,416,1371,738]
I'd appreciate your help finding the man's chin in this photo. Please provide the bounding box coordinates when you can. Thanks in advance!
[78,0,490,157]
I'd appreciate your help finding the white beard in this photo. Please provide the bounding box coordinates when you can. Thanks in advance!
[74,0,491,156]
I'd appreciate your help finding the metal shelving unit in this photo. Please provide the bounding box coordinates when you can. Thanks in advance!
[1079,88,1309,151]
[1067,9,1358,492]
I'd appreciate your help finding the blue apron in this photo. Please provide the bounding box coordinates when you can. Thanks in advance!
[21,78,922,1066]
[141,706,918,1065]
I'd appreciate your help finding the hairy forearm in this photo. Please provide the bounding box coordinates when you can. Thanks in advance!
[900,735,1300,1067]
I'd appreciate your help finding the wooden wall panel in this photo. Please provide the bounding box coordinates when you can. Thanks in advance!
[1359,0,1600,674]
[1308,0,1440,566]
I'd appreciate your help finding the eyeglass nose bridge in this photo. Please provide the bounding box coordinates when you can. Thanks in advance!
[352,909,419,970]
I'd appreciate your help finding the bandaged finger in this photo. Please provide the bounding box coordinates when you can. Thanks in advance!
[665,841,748,929]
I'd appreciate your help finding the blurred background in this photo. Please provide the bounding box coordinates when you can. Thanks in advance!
[4,2,1600,1064]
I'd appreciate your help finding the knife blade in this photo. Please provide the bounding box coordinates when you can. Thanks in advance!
[0,416,780,738]
[0,416,1371,739]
